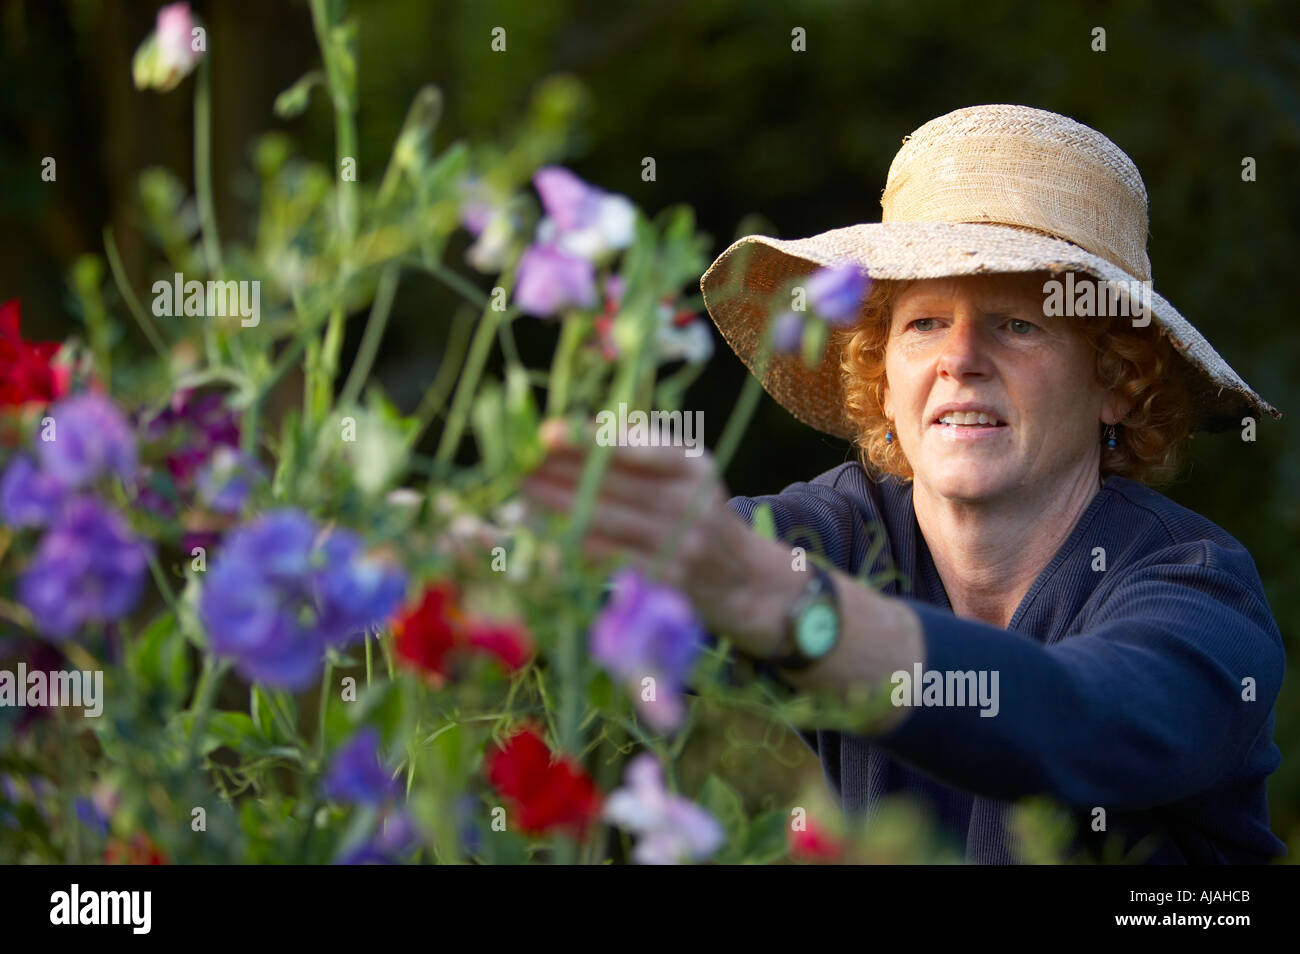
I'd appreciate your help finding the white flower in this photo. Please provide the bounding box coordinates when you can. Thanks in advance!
[603,753,725,865]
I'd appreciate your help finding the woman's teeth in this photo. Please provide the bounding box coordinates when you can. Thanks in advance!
[937,412,1003,426]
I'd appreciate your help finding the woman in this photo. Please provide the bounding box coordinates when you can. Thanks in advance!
[520,105,1286,863]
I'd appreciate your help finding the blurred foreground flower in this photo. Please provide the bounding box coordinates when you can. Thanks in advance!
[104,831,167,865]
[17,497,149,640]
[336,811,419,865]
[486,726,602,839]
[534,166,636,261]
[588,568,703,732]
[37,392,137,489]
[603,753,723,865]
[199,510,407,689]
[394,582,533,684]
[788,813,845,863]
[806,264,870,326]
[323,728,399,808]
[0,299,68,408]
[132,2,205,93]
[141,388,240,488]
[514,244,596,318]
[196,445,264,514]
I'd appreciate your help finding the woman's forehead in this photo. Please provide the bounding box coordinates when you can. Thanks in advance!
[894,273,1050,309]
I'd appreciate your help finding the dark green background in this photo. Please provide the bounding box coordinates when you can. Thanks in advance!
[1,0,1296,854]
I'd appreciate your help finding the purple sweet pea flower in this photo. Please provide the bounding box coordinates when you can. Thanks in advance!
[336,810,418,865]
[199,510,407,689]
[200,510,326,688]
[771,311,805,355]
[323,728,399,808]
[141,389,241,489]
[36,393,137,489]
[805,265,870,326]
[75,796,111,837]
[17,496,150,640]
[0,455,68,528]
[196,445,263,514]
[603,753,724,865]
[533,167,636,262]
[589,568,703,732]
[312,530,408,649]
[514,244,598,318]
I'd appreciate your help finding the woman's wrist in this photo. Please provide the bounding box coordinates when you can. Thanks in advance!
[709,517,809,659]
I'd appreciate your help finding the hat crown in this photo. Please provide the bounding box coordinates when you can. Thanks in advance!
[881,104,1152,281]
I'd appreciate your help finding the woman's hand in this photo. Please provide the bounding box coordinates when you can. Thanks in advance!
[518,418,801,657]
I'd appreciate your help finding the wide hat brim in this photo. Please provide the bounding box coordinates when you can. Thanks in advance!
[700,221,1281,440]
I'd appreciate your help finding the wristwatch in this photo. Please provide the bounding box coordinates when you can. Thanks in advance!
[767,561,841,671]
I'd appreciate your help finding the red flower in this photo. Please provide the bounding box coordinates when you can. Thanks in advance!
[104,832,167,865]
[486,726,602,839]
[393,584,463,684]
[466,620,533,671]
[788,815,845,863]
[0,299,68,408]
[393,583,533,684]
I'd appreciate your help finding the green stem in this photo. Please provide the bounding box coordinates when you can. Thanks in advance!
[103,227,169,359]
[546,315,588,417]
[317,662,333,758]
[309,0,358,251]
[194,58,222,274]
[185,657,230,772]
[405,305,474,450]
[432,264,518,467]
[339,264,400,409]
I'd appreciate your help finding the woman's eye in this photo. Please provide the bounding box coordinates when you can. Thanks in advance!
[908,318,938,332]
[1007,319,1036,334]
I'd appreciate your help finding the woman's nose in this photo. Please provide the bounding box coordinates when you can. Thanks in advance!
[936,315,990,380]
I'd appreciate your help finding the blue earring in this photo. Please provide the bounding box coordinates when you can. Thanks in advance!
[1104,424,1118,449]
[885,429,894,444]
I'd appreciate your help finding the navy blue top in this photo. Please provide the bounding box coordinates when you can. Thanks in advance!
[725,462,1286,864]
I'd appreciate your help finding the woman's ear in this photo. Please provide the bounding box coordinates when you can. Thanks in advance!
[1101,390,1135,426]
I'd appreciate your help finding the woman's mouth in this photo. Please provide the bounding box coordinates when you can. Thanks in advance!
[929,410,1008,440]
[934,411,1006,428]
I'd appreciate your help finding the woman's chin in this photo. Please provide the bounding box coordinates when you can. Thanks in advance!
[917,464,1016,502]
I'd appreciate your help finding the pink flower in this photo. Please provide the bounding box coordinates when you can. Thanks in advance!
[133,3,205,93]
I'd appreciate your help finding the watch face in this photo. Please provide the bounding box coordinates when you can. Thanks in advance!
[796,602,839,658]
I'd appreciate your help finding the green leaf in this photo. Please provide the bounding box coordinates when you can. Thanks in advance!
[752,502,777,541]
[471,377,507,476]
[350,680,405,749]
[505,364,542,474]
[348,388,418,497]
[127,611,190,707]
[697,774,748,862]
[172,711,262,757]
[249,686,276,740]
[742,808,790,864]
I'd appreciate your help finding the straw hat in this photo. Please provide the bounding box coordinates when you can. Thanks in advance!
[700,104,1280,439]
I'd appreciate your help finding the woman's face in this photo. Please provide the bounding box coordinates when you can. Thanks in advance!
[882,273,1128,503]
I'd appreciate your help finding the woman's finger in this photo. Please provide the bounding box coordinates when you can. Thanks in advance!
[520,472,666,549]
[538,417,700,477]
[526,452,678,506]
